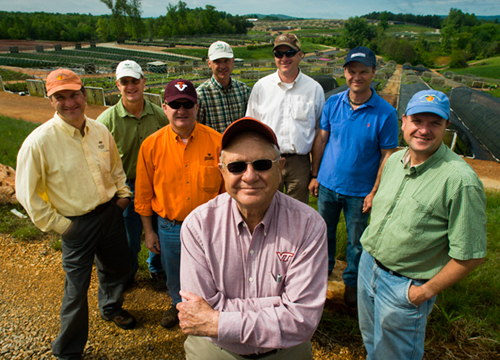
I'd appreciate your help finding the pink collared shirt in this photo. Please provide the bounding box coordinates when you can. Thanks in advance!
[180,191,328,355]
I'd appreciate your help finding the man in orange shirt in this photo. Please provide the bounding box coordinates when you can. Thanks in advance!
[135,79,224,329]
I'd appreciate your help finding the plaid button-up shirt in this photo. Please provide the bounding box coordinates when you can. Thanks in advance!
[196,76,251,133]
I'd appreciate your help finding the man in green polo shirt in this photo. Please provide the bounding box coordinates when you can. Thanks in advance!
[97,60,169,290]
[358,90,487,360]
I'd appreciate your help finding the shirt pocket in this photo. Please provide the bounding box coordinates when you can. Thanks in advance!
[406,196,432,237]
[198,166,221,192]
[97,150,111,175]
[292,100,314,123]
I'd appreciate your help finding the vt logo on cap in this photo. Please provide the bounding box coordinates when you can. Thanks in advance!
[175,82,188,91]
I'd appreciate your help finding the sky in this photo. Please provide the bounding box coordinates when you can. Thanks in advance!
[4,0,500,19]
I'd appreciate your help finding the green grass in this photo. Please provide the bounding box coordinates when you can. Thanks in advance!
[163,41,331,60]
[426,190,500,352]
[447,56,500,80]
[0,68,34,81]
[0,115,40,168]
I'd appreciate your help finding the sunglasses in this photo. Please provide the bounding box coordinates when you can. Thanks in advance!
[274,50,299,59]
[220,158,280,174]
[167,101,196,110]
[118,78,141,86]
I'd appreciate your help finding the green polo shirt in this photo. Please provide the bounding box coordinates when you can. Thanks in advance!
[97,99,169,180]
[361,143,487,280]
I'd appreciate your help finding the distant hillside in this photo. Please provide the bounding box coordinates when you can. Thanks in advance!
[244,14,305,20]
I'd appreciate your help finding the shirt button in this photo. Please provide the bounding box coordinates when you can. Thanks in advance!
[250,250,254,255]
[249,277,254,283]
[185,164,188,167]
[187,197,190,200]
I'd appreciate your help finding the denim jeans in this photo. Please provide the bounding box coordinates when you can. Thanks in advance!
[317,185,369,287]
[357,250,436,360]
[124,180,162,277]
[157,216,182,305]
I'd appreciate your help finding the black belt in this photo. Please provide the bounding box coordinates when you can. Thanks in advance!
[239,349,278,359]
[88,196,117,215]
[280,153,297,158]
[374,259,428,282]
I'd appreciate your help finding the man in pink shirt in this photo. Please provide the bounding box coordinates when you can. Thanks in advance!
[178,117,328,359]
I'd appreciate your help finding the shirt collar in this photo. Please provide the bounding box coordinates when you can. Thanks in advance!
[167,121,198,142]
[210,76,232,90]
[275,69,302,87]
[402,143,447,175]
[117,98,152,119]
[53,112,89,137]
[233,192,279,235]
[342,87,376,109]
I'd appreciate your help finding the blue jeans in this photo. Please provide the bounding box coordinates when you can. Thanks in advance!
[317,185,369,287]
[357,250,436,360]
[124,180,162,277]
[157,216,182,305]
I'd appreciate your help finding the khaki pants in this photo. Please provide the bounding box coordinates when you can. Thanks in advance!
[184,336,312,360]
[279,154,311,204]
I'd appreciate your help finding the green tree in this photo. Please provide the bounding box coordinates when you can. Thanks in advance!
[342,16,375,49]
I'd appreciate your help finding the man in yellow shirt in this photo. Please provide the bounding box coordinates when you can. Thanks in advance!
[16,69,136,360]
[135,79,224,329]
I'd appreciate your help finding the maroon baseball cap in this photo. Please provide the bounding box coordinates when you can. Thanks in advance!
[163,79,197,103]
[221,117,280,150]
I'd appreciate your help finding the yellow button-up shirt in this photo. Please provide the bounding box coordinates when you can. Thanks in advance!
[16,113,132,234]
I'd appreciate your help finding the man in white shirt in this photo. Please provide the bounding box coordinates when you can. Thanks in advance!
[246,34,325,204]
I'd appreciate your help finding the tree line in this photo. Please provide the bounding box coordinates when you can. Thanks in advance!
[362,11,442,29]
[305,8,500,68]
[0,2,253,43]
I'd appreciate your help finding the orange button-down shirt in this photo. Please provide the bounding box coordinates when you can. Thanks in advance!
[135,123,224,221]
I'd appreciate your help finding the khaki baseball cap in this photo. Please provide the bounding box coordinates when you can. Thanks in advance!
[273,33,301,51]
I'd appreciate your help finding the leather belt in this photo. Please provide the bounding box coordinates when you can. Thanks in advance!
[88,196,117,215]
[280,153,297,158]
[374,259,428,282]
[239,349,278,359]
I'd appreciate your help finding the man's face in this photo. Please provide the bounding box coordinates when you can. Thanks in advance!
[402,112,450,164]
[344,62,376,95]
[116,76,145,104]
[162,99,199,136]
[207,57,234,85]
[50,89,87,124]
[274,45,302,78]
[219,133,285,214]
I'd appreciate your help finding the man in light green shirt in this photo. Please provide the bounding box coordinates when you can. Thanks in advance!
[358,90,487,360]
[97,60,169,289]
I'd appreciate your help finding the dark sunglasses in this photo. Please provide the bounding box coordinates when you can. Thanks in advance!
[118,78,141,86]
[221,158,280,174]
[274,50,299,59]
[167,101,196,110]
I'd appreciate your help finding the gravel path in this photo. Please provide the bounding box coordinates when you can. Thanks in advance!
[0,233,365,360]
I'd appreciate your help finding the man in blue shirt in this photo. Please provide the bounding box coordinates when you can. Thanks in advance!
[308,46,399,308]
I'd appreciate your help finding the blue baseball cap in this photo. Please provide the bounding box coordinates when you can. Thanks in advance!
[343,46,376,68]
[405,90,450,120]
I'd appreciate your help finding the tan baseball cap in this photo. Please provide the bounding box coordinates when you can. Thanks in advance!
[273,33,301,51]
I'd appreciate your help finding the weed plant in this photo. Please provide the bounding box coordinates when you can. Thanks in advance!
[0,115,39,168]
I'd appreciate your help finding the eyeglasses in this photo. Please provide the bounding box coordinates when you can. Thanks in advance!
[167,101,196,110]
[118,78,141,86]
[220,158,280,174]
[274,50,299,59]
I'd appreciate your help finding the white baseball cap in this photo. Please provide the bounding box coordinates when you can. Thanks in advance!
[116,60,144,79]
[208,41,234,61]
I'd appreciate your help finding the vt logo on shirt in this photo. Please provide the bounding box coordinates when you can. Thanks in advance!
[276,252,294,262]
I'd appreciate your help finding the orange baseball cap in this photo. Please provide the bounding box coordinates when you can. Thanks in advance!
[46,69,83,96]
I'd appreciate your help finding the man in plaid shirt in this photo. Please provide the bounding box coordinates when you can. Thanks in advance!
[196,41,251,133]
